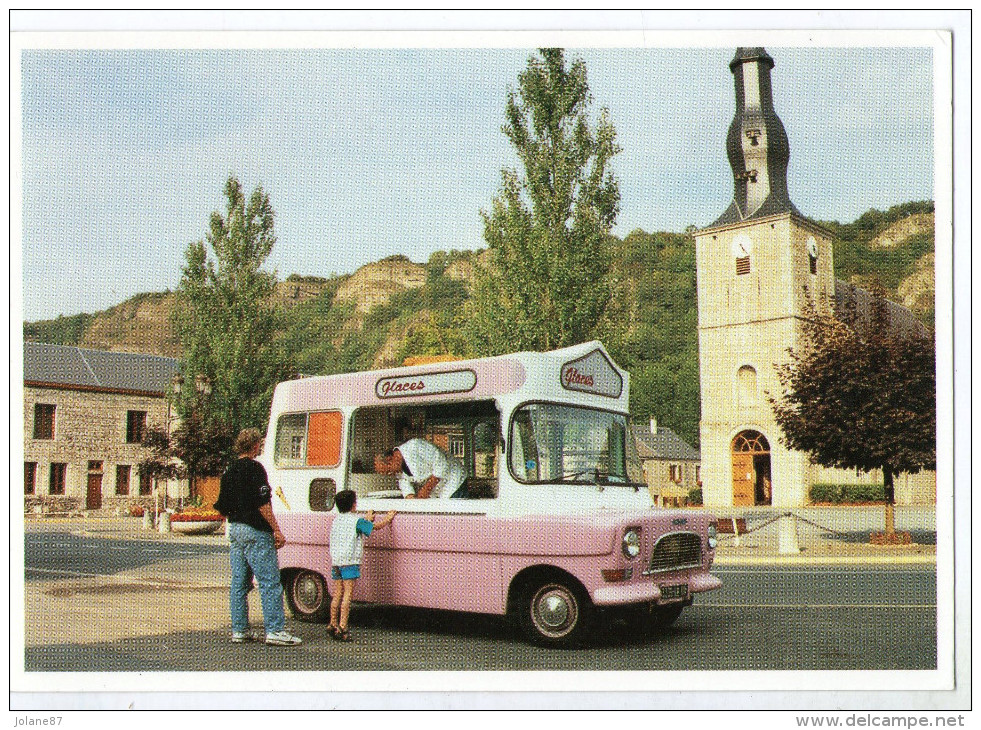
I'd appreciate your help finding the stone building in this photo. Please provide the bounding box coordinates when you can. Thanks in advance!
[631,419,701,507]
[23,342,185,514]
[694,48,935,508]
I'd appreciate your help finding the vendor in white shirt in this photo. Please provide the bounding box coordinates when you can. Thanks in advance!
[374,438,466,499]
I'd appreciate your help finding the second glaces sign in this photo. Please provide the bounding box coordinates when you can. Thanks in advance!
[375,369,477,399]
[560,348,623,399]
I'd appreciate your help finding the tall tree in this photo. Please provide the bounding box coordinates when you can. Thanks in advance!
[174,176,291,434]
[469,48,621,354]
[769,301,936,536]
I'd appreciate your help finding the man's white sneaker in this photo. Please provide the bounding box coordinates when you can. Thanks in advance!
[231,630,259,643]
[265,630,302,646]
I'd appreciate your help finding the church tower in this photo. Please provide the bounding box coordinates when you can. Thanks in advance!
[694,48,836,508]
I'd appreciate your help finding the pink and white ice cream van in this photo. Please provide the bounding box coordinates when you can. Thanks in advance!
[263,341,722,646]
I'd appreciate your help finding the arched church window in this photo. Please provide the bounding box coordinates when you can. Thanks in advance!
[737,365,758,407]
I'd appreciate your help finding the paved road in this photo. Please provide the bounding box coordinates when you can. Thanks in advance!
[21,526,936,673]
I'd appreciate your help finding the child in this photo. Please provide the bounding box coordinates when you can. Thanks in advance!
[327,490,395,642]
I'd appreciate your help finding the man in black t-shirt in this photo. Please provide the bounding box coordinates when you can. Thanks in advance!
[214,428,301,646]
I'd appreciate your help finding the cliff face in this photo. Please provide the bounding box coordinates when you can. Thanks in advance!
[869,213,933,249]
[26,211,936,361]
[333,256,426,314]
[80,292,181,358]
[849,212,935,322]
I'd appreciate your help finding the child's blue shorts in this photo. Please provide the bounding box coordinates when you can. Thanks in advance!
[331,565,361,580]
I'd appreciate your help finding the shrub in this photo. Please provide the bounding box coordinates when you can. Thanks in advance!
[687,487,703,506]
[171,505,224,522]
[809,483,887,504]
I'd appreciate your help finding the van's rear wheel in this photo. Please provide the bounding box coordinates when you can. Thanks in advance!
[518,579,591,648]
[285,570,330,623]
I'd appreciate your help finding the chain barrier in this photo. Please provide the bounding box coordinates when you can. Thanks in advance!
[718,511,849,538]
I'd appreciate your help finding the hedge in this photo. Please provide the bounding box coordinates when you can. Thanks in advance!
[809,483,887,504]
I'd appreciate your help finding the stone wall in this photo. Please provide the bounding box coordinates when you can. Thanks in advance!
[23,385,188,513]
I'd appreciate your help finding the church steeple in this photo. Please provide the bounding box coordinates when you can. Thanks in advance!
[711,47,800,227]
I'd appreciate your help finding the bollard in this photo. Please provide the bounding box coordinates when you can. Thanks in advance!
[142,511,154,530]
[778,512,801,554]
[158,512,171,533]
[732,517,741,547]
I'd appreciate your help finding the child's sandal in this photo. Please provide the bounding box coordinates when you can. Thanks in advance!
[326,625,340,638]
[335,629,353,642]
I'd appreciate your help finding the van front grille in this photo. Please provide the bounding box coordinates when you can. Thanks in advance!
[645,532,702,574]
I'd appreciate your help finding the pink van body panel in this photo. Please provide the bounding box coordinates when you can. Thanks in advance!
[276,507,717,617]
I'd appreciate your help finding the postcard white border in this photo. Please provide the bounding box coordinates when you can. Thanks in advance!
[9,11,967,714]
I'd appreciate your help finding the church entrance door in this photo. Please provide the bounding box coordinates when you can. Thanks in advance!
[731,431,772,506]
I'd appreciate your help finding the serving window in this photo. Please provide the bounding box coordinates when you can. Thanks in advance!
[348,401,501,500]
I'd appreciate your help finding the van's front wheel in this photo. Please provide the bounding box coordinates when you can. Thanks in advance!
[284,570,330,623]
[519,579,591,648]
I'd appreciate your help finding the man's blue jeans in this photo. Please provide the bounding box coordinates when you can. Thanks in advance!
[227,522,286,634]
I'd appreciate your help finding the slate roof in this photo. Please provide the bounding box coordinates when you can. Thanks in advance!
[834,279,930,340]
[631,424,700,462]
[24,342,180,395]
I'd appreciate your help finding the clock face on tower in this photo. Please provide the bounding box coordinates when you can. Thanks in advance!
[730,234,754,258]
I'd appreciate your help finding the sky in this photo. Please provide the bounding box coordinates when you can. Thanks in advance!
[16,35,936,322]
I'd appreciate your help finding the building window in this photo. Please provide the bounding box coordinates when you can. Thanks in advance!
[33,403,56,440]
[139,471,152,496]
[737,365,758,408]
[669,464,682,483]
[126,411,148,444]
[735,256,751,275]
[25,462,37,494]
[809,254,818,275]
[49,463,67,495]
[88,460,103,472]
[450,434,465,459]
[116,465,131,495]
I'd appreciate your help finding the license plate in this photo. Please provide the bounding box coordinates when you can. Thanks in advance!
[659,583,688,602]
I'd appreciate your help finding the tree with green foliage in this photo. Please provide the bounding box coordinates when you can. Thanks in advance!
[173,176,293,435]
[769,302,936,538]
[469,48,621,354]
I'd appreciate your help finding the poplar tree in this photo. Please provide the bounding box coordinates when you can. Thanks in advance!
[469,48,621,353]
[174,176,291,437]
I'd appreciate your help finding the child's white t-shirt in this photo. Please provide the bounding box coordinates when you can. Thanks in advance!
[329,512,373,567]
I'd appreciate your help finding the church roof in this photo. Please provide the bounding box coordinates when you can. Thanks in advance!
[834,280,930,340]
[631,424,700,462]
[24,342,180,395]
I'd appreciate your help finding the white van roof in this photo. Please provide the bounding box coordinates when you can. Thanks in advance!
[271,340,630,413]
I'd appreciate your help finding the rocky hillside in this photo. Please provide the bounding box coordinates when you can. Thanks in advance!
[25,205,935,363]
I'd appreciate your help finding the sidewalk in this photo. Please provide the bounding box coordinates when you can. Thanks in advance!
[712,508,936,566]
[25,506,938,568]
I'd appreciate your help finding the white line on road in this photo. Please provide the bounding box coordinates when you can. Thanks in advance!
[713,567,934,573]
[699,603,935,609]
[25,567,223,589]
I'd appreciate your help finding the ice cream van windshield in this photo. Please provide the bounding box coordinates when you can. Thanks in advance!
[508,403,636,487]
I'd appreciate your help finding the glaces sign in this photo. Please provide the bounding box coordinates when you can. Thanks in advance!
[375,369,477,399]
[560,349,623,398]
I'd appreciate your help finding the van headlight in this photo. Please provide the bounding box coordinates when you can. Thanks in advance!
[622,529,641,559]
[707,523,718,550]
